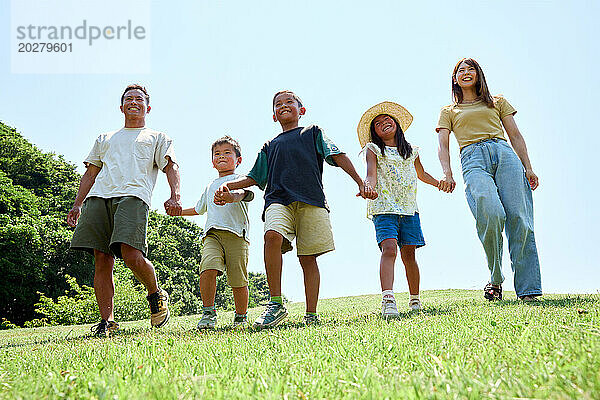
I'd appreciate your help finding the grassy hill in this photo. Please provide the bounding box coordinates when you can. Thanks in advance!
[1,290,599,399]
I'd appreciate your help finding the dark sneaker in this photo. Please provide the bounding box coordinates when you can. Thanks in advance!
[253,301,288,329]
[197,310,217,330]
[147,289,170,327]
[90,319,119,337]
[484,283,502,301]
[232,313,248,329]
[303,313,320,326]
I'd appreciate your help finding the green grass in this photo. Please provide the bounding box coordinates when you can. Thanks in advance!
[1,290,599,399]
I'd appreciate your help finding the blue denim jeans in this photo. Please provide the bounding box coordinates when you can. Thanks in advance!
[460,139,542,297]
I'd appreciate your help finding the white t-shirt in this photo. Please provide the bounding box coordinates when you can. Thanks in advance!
[84,127,177,207]
[195,174,253,242]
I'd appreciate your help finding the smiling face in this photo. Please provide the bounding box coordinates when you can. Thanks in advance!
[273,92,305,127]
[120,88,150,118]
[212,143,241,176]
[372,114,398,143]
[454,60,478,90]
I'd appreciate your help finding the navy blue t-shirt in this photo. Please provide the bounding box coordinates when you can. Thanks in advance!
[247,125,343,217]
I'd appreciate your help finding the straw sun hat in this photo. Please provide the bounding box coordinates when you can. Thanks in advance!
[356,101,413,148]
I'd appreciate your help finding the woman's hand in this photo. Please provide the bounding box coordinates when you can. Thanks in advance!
[438,176,456,193]
[526,170,539,190]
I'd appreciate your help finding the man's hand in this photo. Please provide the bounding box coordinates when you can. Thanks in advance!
[66,205,81,227]
[526,170,539,191]
[164,196,182,216]
[214,185,235,205]
[438,176,456,193]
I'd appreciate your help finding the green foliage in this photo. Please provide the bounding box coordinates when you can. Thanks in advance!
[0,318,18,330]
[0,122,93,325]
[29,267,170,326]
[147,212,203,315]
[0,123,79,217]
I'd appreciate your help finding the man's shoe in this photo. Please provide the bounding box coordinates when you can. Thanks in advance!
[232,313,248,329]
[253,301,288,329]
[197,310,217,330]
[147,289,170,327]
[303,313,320,326]
[381,299,400,319]
[90,319,119,337]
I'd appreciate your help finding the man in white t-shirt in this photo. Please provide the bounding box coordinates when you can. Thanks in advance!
[66,84,182,336]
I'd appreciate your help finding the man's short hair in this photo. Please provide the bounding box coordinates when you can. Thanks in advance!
[121,84,150,105]
[272,90,303,111]
[212,136,242,158]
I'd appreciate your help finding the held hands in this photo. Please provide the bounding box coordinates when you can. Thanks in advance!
[357,180,378,200]
[438,176,456,193]
[164,196,182,216]
[526,170,539,190]
[214,184,235,205]
[66,205,81,227]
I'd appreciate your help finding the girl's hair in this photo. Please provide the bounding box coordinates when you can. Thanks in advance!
[451,58,494,108]
[369,115,412,159]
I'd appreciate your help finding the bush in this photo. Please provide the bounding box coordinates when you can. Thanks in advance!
[0,318,18,330]
[28,265,180,326]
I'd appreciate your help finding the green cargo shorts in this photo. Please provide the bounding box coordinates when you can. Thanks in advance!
[70,196,149,258]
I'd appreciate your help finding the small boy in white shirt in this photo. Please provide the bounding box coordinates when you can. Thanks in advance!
[181,136,253,329]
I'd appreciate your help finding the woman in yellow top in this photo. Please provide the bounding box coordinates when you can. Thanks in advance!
[436,58,541,302]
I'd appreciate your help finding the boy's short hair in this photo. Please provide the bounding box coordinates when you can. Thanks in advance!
[212,136,242,157]
[272,90,303,111]
[121,84,150,105]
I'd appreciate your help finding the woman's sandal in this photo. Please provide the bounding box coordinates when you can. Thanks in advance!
[483,283,502,301]
[519,295,540,302]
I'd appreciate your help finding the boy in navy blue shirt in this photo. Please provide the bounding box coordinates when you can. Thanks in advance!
[215,90,375,328]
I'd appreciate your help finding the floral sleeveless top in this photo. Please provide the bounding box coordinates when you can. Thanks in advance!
[362,142,419,218]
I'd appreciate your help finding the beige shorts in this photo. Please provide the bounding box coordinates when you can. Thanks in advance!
[200,229,249,288]
[264,202,335,256]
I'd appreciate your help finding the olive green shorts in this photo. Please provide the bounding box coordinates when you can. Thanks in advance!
[264,201,335,256]
[200,229,249,288]
[70,196,149,259]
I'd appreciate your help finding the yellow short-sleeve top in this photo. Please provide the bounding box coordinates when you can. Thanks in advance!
[436,96,516,150]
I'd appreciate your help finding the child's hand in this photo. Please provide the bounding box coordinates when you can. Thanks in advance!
[214,184,235,205]
[357,180,378,200]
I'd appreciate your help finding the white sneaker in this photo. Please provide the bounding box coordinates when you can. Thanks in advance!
[381,299,399,319]
[409,298,421,311]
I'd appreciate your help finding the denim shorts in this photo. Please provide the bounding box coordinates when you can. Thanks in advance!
[372,213,425,248]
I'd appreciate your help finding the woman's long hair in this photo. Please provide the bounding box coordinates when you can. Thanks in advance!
[452,58,494,108]
[370,115,412,159]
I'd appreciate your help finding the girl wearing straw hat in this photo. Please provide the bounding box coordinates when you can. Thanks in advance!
[436,58,542,302]
[358,102,449,318]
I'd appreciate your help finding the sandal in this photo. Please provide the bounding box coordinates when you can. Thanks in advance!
[484,283,502,301]
[519,295,540,302]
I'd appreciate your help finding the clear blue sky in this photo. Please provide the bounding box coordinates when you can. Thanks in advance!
[1,1,598,301]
